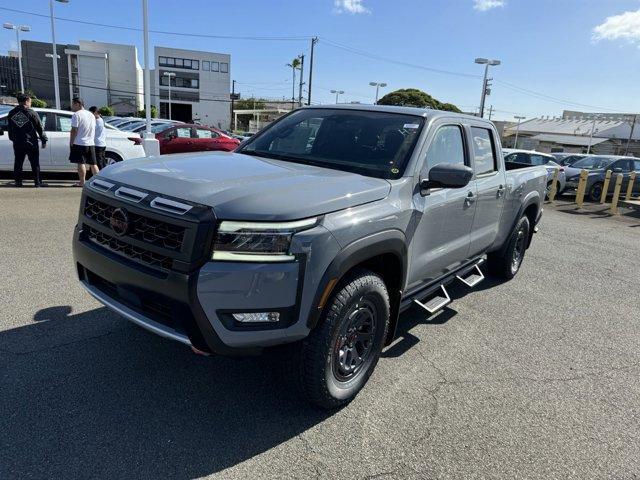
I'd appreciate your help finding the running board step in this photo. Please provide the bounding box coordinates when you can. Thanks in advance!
[456,264,485,288]
[414,285,451,314]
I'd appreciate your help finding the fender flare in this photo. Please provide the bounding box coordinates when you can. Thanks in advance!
[306,230,408,330]
[499,192,541,254]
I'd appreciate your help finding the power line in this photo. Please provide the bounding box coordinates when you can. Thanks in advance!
[0,6,312,42]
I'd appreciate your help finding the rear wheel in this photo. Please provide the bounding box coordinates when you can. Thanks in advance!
[104,152,122,167]
[296,269,389,409]
[488,215,531,280]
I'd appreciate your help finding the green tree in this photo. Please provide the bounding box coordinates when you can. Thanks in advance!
[137,105,158,118]
[99,106,115,116]
[286,57,302,103]
[30,98,47,108]
[233,97,267,131]
[377,88,461,112]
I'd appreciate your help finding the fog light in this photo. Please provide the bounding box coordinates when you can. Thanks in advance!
[232,312,280,323]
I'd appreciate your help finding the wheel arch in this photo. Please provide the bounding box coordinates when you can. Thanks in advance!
[307,230,407,345]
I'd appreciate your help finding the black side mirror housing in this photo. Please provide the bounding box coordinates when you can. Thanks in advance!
[420,163,474,195]
[613,167,623,173]
[0,128,4,136]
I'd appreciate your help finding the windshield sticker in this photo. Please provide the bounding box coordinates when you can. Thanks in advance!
[403,123,420,129]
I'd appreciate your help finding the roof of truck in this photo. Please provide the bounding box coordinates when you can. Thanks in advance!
[303,103,485,121]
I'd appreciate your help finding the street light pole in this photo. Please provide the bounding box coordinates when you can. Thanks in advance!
[369,82,387,104]
[163,72,175,120]
[4,23,31,93]
[513,115,526,148]
[586,116,598,155]
[330,89,344,104]
[475,58,500,118]
[141,0,159,156]
[49,0,68,109]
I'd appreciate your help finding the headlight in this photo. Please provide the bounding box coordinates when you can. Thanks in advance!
[212,217,318,262]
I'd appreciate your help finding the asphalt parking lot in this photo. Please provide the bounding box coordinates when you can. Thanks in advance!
[1,184,639,479]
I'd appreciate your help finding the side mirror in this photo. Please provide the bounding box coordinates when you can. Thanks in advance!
[613,167,623,173]
[420,163,474,195]
[0,128,4,136]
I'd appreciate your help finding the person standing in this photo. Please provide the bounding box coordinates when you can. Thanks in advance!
[69,97,97,187]
[89,106,107,169]
[8,93,48,187]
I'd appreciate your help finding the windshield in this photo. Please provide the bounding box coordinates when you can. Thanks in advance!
[238,108,425,179]
[570,156,615,170]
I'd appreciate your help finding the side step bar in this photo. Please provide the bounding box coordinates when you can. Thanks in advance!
[414,285,451,314]
[456,264,485,287]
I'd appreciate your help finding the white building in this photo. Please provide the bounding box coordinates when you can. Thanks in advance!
[153,46,230,128]
[65,40,143,115]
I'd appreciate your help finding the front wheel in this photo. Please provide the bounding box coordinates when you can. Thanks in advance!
[296,269,390,409]
[588,182,603,202]
[104,152,122,167]
[487,215,531,280]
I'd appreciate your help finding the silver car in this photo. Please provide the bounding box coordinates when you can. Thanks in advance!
[503,149,566,195]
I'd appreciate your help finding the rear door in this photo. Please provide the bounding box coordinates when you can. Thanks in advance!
[193,127,217,152]
[408,122,476,287]
[468,126,505,256]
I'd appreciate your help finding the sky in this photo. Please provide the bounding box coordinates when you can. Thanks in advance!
[1,0,640,121]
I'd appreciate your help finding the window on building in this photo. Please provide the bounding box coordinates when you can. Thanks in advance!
[202,61,210,71]
[220,62,228,73]
[183,59,192,69]
[211,61,219,72]
[158,56,167,65]
[425,125,466,173]
[471,127,497,175]
[192,60,199,70]
[166,57,175,66]
[191,79,199,88]
[175,58,183,67]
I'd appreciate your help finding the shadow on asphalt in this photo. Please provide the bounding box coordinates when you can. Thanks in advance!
[2,275,508,478]
[1,305,331,478]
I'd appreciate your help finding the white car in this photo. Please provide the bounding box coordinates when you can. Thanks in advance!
[0,107,145,172]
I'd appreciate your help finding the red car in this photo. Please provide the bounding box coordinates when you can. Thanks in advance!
[155,123,240,154]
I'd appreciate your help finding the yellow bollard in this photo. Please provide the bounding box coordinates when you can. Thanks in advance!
[547,168,559,203]
[600,169,612,204]
[625,171,636,201]
[575,169,589,208]
[610,173,623,215]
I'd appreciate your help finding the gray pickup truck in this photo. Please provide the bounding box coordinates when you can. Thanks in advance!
[72,105,546,408]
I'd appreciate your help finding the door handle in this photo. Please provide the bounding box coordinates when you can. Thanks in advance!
[464,191,476,205]
[497,184,505,198]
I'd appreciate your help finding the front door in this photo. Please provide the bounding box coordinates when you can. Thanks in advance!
[407,123,476,288]
[0,111,52,170]
[607,159,633,194]
[468,126,505,256]
[160,126,193,154]
[48,113,74,171]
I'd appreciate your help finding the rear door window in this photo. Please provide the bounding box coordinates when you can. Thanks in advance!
[471,127,497,175]
[530,154,550,166]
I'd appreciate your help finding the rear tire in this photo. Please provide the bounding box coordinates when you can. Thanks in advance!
[487,215,530,280]
[296,269,390,409]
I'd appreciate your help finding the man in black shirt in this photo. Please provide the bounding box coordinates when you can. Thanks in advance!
[8,93,48,187]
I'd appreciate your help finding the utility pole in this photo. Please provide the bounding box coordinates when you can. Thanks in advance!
[307,37,318,105]
[624,114,637,156]
[488,105,493,120]
[587,116,598,154]
[141,0,159,155]
[297,54,305,107]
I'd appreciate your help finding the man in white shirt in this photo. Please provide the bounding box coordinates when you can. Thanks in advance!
[89,106,107,169]
[69,97,97,186]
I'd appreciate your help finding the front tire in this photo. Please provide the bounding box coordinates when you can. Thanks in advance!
[588,182,603,202]
[297,269,390,409]
[488,215,531,280]
[104,152,122,167]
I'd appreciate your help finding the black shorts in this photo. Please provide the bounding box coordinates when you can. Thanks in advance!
[95,146,106,168]
[69,145,96,165]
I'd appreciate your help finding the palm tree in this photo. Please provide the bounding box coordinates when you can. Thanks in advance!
[286,57,302,106]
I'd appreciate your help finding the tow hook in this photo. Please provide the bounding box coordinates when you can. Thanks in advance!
[191,346,211,356]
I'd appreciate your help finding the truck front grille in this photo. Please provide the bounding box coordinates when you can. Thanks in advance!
[86,226,174,270]
[84,197,186,251]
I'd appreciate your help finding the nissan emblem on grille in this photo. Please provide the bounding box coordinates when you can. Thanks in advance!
[110,208,130,236]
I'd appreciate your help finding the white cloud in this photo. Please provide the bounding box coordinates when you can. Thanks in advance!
[334,0,370,14]
[473,0,506,11]
[592,8,640,45]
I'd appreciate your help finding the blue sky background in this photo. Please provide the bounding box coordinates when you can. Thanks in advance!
[1,0,639,120]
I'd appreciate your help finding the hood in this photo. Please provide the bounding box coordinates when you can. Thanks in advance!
[99,152,391,221]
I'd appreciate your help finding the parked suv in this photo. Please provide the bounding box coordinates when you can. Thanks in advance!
[73,106,546,408]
